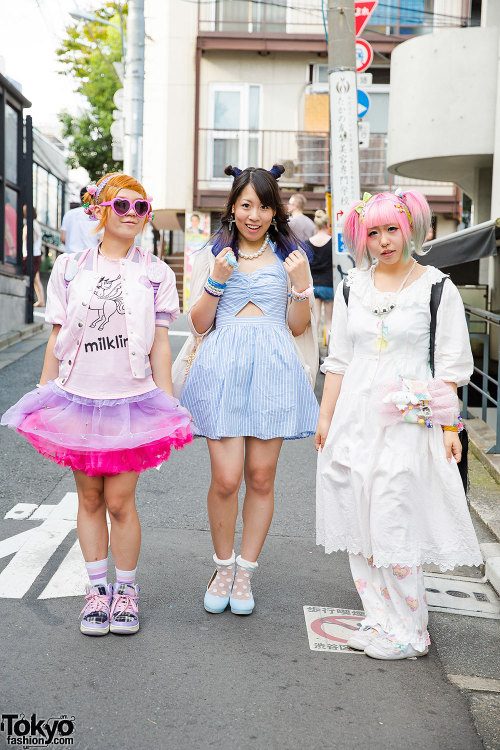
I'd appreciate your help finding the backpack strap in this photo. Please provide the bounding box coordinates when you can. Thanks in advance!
[343,279,350,306]
[429,277,447,376]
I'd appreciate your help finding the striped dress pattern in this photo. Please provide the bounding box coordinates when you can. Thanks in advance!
[181,254,319,440]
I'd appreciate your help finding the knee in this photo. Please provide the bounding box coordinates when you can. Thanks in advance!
[79,488,105,514]
[211,472,241,500]
[105,492,135,521]
[245,466,274,496]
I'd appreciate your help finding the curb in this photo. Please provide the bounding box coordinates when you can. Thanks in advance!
[480,543,500,596]
[465,417,500,595]
[0,322,45,353]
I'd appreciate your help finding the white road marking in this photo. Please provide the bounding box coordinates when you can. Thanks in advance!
[0,528,39,559]
[4,503,39,520]
[1,494,113,599]
[38,539,87,599]
[0,519,75,598]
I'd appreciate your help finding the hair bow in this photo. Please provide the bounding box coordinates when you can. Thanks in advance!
[354,192,373,220]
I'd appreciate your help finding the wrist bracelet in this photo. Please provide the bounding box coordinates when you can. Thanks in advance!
[204,282,224,298]
[207,276,226,290]
[443,414,464,433]
[289,291,308,302]
[291,285,314,298]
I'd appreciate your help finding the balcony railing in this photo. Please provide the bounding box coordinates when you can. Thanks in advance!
[198,0,474,37]
[197,128,455,195]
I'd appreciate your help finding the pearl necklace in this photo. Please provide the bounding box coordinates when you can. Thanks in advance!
[371,260,416,316]
[239,233,269,260]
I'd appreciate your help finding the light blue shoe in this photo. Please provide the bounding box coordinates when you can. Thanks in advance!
[203,552,235,614]
[229,555,258,615]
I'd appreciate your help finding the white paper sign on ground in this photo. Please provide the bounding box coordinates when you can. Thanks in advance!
[303,606,365,653]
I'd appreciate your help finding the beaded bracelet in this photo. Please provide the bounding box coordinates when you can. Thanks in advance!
[207,276,226,290]
[204,281,224,297]
[288,290,308,302]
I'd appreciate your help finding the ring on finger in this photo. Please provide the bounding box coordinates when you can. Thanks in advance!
[224,251,239,269]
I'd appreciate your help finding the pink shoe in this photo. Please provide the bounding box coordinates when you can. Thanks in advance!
[110,583,140,635]
[80,584,112,636]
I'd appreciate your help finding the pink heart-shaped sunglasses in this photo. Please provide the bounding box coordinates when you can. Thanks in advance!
[99,197,151,218]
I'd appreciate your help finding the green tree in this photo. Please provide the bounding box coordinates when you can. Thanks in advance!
[57,2,127,181]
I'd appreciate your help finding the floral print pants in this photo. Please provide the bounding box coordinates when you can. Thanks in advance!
[349,553,430,651]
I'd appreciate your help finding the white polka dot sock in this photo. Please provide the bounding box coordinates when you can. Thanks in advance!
[207,551,235,599]
[231,555,258,602]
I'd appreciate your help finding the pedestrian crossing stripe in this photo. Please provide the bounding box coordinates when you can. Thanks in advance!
[0,493,96,599]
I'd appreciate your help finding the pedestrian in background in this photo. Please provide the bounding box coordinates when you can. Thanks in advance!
[306,209,334,338]
[315,190,481,660]
[173,164,319,616]
[287,192,315,244]
[22,205,45,308]
[2,173,192,637]
[60,187,101,254]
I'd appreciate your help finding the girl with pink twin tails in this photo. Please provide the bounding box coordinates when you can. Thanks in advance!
[315,190,481,660]
[2,173,192,636]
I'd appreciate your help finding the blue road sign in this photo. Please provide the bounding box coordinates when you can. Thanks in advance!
[357,89,370,119]
[337,232,346,253]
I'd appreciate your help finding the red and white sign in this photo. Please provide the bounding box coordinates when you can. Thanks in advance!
[356,39,373,73]
[355,0,378,37]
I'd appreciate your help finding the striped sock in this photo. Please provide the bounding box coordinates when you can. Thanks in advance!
[85,558,108,587]
[115,567,136,586]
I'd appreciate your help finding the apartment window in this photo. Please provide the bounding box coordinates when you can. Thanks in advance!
[371,0,429,33]
[209,84,261,179]
[214,0,286,33]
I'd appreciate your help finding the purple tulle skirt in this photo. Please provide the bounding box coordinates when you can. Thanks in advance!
[1,381,193,476]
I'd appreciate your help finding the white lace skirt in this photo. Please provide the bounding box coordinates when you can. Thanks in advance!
[316,385,482,571]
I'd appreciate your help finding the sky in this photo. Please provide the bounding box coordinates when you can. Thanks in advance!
[2,0,104,132]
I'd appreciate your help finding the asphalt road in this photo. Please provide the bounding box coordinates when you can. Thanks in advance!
[0,325,499,750]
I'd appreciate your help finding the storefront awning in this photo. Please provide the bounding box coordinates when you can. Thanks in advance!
[419,219,500,268]
[151,210,185,232]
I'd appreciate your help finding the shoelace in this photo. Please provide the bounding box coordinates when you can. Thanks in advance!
[111,592,138,620]
[80,592,110,619]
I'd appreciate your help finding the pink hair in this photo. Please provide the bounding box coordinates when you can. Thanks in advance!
[343,190,432,268]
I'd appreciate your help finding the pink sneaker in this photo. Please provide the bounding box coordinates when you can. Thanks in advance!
[80,584,112,636]
[109,583,140,635]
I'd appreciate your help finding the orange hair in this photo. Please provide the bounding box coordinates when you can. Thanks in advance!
[83,172,148,234]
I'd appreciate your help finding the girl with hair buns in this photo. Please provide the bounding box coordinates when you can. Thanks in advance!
[173,164,319,616]
[305,209,334,336]
[2,172,192,636]
[315,190,481,659]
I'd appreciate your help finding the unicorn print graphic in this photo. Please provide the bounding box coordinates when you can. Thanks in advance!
[89,276,125,331]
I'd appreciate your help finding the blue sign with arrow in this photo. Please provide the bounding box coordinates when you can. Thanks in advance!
[357,89,370,119]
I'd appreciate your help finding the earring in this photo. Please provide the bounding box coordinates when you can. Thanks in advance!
[228,213,235,232]
[271,217,277,230]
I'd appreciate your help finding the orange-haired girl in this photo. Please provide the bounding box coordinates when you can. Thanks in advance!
[2,173,192,636]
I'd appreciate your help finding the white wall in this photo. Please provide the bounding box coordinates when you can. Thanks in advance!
[143,0,198,212]
[387,26,498,195]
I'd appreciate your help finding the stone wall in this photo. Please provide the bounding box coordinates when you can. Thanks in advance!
[0,270,27,335]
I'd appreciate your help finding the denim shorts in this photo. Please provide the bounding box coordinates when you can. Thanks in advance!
[314,286,334,302]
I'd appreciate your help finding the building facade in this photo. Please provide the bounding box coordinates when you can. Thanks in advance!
[143,0,476,303]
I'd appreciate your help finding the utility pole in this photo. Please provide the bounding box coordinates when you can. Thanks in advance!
[123,0,145,181]
[328,0,360,283]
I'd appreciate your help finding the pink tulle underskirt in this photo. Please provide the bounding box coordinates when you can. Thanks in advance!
[2,381,193,476]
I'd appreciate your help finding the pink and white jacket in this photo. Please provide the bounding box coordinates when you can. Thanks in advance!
[45,245,179,384]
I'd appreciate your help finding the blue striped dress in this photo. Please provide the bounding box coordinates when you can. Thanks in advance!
[181,251,319,440]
